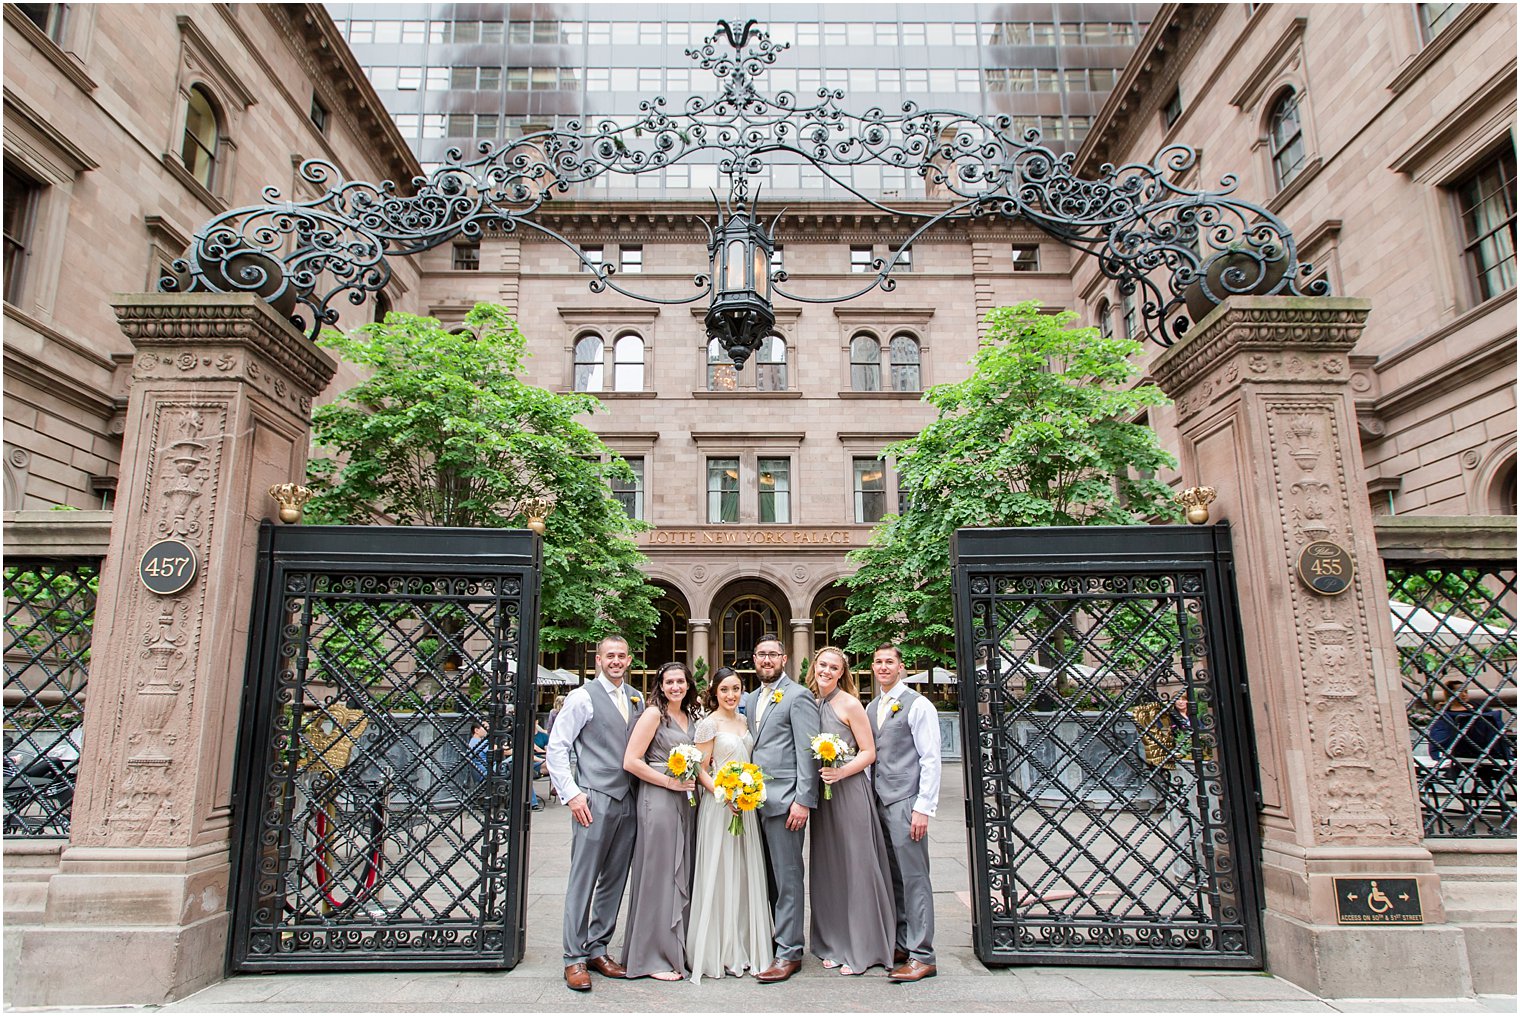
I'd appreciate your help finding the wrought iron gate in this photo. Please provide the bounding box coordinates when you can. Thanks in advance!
[228,523,540,971]
[953,525,1263,967]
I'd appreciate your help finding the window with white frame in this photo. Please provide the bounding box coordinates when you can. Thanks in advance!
[853,457,887,524]
[181,85,221,190]
[3,162,42,304]
[889,333,921,391]
[757,458,791,523]
[1121,291,1138,339]
[611,456,644,519]
[1452,144,1517,303]
[573,334,604,391]
[1097,300,1114,338]
[613,332,645,391]
[1268,90,1306,190]
[619,244,643,273]
[581,245,604,272]
[850,245,874,273]
[707,457,739,523]
[755,335,787,391]
[1011,244,1041,271]
[850,333,881,391]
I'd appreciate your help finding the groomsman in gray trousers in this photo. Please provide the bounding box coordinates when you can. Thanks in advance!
[869,644,941,983]
[745,633,820,984]
[545,635,643,992]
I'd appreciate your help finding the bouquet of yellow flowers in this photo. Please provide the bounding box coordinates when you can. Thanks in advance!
[711,759,768,836]
[664,743,703,806]
[809,732,855,800]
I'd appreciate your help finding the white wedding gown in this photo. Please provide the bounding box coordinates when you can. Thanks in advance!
[685,717,774,983]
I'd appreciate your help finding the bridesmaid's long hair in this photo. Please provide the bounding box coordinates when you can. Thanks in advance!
[648,661,697,723]
[806,646,858,699]
[704,666,741,716]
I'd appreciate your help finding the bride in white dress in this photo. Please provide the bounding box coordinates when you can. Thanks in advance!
[685,667,774,983]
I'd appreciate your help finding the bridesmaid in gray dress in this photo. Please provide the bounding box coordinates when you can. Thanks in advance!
[807,646,895,975]
[619,662,700,980]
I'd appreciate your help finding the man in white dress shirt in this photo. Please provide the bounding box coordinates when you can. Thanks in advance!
[544,635,642,992]
[868,643,941,982]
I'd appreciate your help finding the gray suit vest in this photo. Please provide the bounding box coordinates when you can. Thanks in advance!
[870,685,924,806]
[574,680,638,800]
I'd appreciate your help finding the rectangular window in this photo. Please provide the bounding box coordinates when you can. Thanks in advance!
[770,245,785,272]
[426,67,449,90]
[452,243,481,271]
[581,245,604,272]
[1122,291,1138,339]
[895,246,913,272]
[17,4,67,42]
[612,457,644,520]
[1162,88,1183,128]
[758,458,791,524]
[707,458,739,523]
[4,162,42,303]
[1454,145,1517,302]
[619,245,643,274]
[1011,244,1041,271]
[347,20,373,44]
[854,458,887,525]
[850,245,874,273]
[396,67,421,91]
[508,21,532,44]
[309,95,329,134]
[1419,3,1468,41]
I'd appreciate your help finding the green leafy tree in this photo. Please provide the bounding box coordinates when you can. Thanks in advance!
[306,303,660,655]
[839,301,1180,668]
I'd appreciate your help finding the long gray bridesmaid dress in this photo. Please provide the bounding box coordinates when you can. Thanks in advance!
[808,690,895,973]
[620,710,699,978]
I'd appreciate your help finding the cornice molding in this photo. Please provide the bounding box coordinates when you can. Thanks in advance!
[1386,3,1491,97]
[831,306,937,322]
[3,345,119,420]
[1150,297,1372,398]
[1389,58,1518,176]
[3,302,119,371]
[111,293,335,394]
[690,431,805,446]
[0,87,99,174]
[1373,332,1516,424]
[1228,16,1309,110]
[1374,287,1517,374]
[175,14,257,110]
[558,306,662,324]
[1,4,97,93]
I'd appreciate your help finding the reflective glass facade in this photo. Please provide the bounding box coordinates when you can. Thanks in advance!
[328,3,1155,196]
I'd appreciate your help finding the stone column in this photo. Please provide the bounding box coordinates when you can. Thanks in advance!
[790,618,812,675]
[15,294,334,1006]
[688,618,711,682]
[1151,297,1468,997]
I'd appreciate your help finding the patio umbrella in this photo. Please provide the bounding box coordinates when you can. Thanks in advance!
[1389,599,1512,649]
[905,667,957,685]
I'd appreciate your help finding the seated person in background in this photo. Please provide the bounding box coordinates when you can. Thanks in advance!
[1429,678,1515,814]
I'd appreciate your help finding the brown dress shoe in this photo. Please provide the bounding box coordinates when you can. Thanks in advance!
[893,948,908,966]
[755,958,801,983]
[587,954,628,979]
[564,963,591,992]
[888,958,937,983]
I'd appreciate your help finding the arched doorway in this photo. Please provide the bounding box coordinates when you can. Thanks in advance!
[711,579,788,680]
[810,583,867,693]
[633,585,690,698]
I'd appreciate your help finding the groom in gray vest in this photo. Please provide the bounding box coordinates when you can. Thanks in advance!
[745,633,820,983]
[544,634,642,992]
[869,643,941,982]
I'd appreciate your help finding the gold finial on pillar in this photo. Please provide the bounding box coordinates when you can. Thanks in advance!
[524,497,550,536]
[268,483,314,524]
[1175,485,1217,525]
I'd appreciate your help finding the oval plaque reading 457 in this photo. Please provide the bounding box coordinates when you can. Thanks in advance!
[139,539,198,596]
[1297,540,1354,595]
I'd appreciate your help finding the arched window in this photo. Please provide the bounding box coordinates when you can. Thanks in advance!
[1097,300,1114,338]
[707,338,737,390]
[1121,290,1138,339]
[1492,457,1517,516]
[889,333,921,391]
[756,334,787,391]
[850,333,881,391]
[720,595,782,672]
[613,332,644,391]
[573,334,604,391]
[181,85,221,190]
[372,291,391,324]
[1268,89,1306,190]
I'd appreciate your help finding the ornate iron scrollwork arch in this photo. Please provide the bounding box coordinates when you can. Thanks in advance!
[163,19,1326,352]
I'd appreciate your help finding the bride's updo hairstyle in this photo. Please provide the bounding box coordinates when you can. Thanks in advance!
[806,646,858,699]
[704,666,741,715]
[649,661,696,723]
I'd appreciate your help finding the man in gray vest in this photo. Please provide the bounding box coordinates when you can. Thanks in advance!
[544,634,642,992]
[869,643,941,982]
[745,633,820,983]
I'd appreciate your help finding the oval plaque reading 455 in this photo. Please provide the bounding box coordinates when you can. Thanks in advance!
[1297,540,1354,595]
[139,539,198,596]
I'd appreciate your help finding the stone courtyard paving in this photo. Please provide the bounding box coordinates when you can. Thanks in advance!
[151,765,1513,1015]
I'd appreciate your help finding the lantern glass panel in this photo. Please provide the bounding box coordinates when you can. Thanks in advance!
[754,244,769,297]
[725,239,746,291]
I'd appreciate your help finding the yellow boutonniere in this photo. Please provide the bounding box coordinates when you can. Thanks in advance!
[771,689,784,704]
[889,701,902,716]
[630,696,641,707]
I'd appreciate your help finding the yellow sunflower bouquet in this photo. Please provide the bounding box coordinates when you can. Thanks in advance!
[665,743,703,806]
[712,759,768,836]
[809,732,855,800]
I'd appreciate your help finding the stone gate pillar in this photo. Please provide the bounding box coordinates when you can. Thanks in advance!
[15,294,334,1006]
[1151,297,1469,996]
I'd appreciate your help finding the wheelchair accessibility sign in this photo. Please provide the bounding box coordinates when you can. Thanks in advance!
[1333,877,1423,924]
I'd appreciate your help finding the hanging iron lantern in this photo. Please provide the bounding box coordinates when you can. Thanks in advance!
[705,199,777,369]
